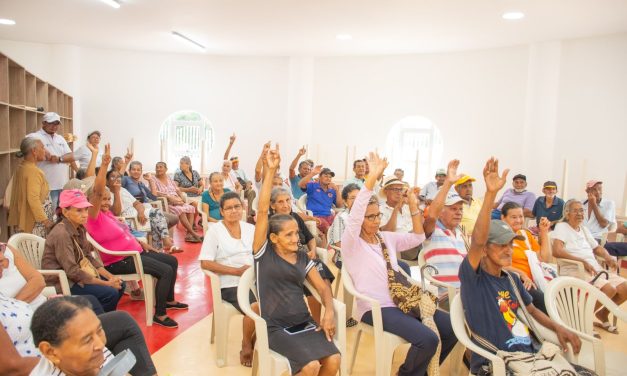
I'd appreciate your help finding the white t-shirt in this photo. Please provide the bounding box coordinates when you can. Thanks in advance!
[30,348,113,376]
[0,248,47,310]
[198,221,255,288]
[28,129,72,190]
[111,188,152,231]
[552,222,601,271]
[583,199,616,239]
[73,144,103,169]
[380,203,413,233]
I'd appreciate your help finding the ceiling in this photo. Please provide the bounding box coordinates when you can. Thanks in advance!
[1,0,627,56]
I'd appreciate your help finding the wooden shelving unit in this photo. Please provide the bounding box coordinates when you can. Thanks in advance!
[0,52,74,241]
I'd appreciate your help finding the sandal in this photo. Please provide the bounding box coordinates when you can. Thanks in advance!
[166,246,184,254]
[184,235,201,243]
[593,321,619,334]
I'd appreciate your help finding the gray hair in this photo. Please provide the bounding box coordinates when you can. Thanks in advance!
[561,199,581,221]
[270,187,291,204]
[128,161,142,170]
[16,137,42,158]
[180,156,192,165]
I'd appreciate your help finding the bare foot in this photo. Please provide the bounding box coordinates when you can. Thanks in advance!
[240,347,253,367]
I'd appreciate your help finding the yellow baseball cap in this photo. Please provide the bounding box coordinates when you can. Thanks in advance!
[455,175,475,186]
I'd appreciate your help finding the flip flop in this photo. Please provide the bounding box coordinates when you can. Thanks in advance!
[593,321,618,334]
[167,246,184,254]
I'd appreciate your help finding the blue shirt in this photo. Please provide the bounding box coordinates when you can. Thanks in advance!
[290,175,305,199]
[305,182,337,216]
[201,188,232,220]
[121,176,156,203]
[532,196,565,226]
[459,257,533,373]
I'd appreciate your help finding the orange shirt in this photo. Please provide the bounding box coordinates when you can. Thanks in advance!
[511,229,540,279]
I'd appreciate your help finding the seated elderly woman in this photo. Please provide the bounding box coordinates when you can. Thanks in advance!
[42,189,124,313]
[342,152,457,376]
[86,146,187,328]
[0,293,156,375]
[552,199,627,334]
[148,161,202,243]
[201,172,233,223]
[8,137,54,237]
[500,202,550,313]
[251,144,340,376]
[269,186,336,324]
[174,156,204,202]
[199,191,258,367]
[221,159,243,193]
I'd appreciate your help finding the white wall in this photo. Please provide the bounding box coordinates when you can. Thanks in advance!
[1,33,625,208]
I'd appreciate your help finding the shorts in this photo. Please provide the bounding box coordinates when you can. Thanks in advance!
[590,272,627,290]
[221,287,257,314]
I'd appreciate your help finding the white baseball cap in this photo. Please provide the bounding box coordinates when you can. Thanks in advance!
[445,193,466,206]
[43,112,61,123]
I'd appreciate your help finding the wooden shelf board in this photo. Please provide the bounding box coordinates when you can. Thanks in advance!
[0,148,20,155]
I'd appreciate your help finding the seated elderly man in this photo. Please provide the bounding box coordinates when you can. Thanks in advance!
[552,199,627,333]
[532,181,564,229]
[379,176,423,260]
[454,174,482,235]
[298,165,343,235]
[421,168,447,205]
[492,173,536,219]
[344,159,367,188]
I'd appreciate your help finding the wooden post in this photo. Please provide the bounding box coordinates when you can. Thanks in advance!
[581,159,588,192]
[561,159,568,200]
[413,149,420,187]
[622,172,627,216]
[315,144,320,164]
[305,144,309,159]
[200,139,206,174]
[130,138,134,155]
[352,145,356,166]
[160,139,166,162]
[344,145,349,180]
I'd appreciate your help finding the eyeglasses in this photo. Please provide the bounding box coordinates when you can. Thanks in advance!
[386,187,404,192]
[364,213,383,222]
[223,204,243,212]
[569,209,585,214]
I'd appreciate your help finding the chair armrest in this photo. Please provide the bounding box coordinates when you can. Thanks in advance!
[39,269,71,295]
[86,233,145,279]
[316,247,329,264]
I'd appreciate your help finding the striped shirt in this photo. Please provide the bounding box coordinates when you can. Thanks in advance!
[422,221,468,287]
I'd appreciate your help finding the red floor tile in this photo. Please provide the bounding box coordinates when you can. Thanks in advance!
[116,227,213,354]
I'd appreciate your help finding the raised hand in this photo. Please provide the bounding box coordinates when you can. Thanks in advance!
[482,157,509,193]
[264,143,281,170]
[87,142,98,154]
[101,144,112,167]
[311,165,323,176]
[124,148,133,162]
[367,152,388,180]
[586,189,597,205]
[446,159,464,185]
[229,133,237,145]
[298,146,307,156]
[538,217,551,233]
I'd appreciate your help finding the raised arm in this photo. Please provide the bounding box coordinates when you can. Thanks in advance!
[298,165,322,189]
[586,190,611,229]
[88,144,111,219]
[85,142,99,178]
[253,143,280,253]
[537,217,551,262]
[289,146,306,179]
[254,141,270,183]
[11,246,45,303]
[468,158,509,270]
[424,160,462,236]
[223,133,236,160]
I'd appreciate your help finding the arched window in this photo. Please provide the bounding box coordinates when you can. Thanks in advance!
[385,116,444,186]
[159,110,213,173]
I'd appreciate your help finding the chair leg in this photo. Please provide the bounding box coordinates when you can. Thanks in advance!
[448,343,466,376]
[251,350,259,376]
[143,276,155,326]
[344,287,354,321]
[210,313,216,344]
[349,329,362,374]
[333,271,342,297]
[215,309,228,367]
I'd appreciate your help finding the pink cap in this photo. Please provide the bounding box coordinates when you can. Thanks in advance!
[586,180,602,189]
[59,189,93,209]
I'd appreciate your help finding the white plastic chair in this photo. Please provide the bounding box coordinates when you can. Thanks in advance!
[8,233,71,296]
[296,194,308,213]
[86,233,156,326]
[450,294,570,376]
[237,267,347,376]
[202,268,243,367]
[417,250,457,308]
[545,276,627,376]
[341,267,408,376]
[197,200,209,234]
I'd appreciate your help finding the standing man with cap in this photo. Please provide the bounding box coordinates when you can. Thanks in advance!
[298,165,344,235]
[492,173,536,219]
[454,174,482,235]
[421,168,447,205]
[73,130,103,169]
[27,112,75,210]
[532,181,564,229]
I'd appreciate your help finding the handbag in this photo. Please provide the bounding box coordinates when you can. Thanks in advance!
[73,237,99,279]
[468,272,596,376]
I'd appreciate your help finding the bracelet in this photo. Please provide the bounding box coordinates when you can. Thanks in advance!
[411,210,421,217]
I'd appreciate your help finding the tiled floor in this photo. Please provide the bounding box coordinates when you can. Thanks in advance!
[122,228,627,374]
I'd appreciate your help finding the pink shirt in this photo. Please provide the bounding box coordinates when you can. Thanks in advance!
[86,210,143,266]
[341,187,426,320]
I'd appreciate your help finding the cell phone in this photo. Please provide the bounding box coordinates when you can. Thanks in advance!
[283,321,317,335]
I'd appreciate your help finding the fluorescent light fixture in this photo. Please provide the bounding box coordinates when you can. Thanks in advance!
[336,34,353,41]
[0,18,16,25]
[99,0,120,9]
[171,31,206,51]
[502,11,525,20]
